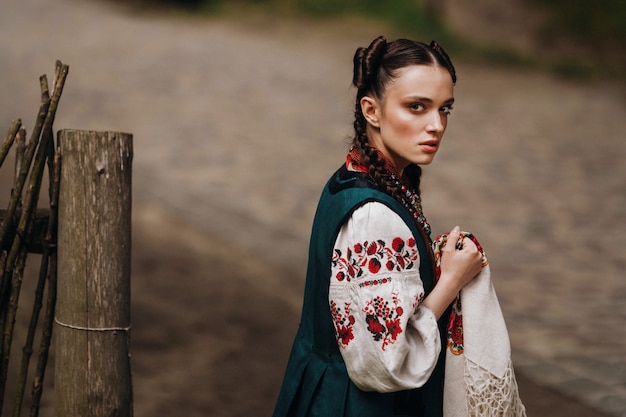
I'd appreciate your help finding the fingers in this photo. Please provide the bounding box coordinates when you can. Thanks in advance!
[459,237,478,252]
[445,227,478,252]
[445,226,461,251]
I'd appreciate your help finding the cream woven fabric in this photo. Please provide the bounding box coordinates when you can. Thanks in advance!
[434,233,527,417]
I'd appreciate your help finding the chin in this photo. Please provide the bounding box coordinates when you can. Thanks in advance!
[415,156,437,166]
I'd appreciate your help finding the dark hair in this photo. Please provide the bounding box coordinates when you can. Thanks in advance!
[351,36,456,202]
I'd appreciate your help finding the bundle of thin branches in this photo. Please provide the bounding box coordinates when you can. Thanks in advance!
[0,60,68,417]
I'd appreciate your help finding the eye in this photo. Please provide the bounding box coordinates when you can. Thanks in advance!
[440,105,454,115]
[409,103,425,112]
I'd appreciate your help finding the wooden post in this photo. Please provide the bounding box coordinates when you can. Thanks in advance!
[55,129,133,417]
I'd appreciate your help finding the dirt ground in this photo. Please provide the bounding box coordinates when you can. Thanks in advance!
[1,0,625,416]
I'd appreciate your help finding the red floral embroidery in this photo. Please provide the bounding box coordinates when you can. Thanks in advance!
[447,297,463,355]
[332,236,418,282]
[413,292,425,310]
[354,242,363,253]
[358,277,392,288]
[330,300,355,348]
[363,292,404,350]
[368,258,381,274]
[392,237,405,252]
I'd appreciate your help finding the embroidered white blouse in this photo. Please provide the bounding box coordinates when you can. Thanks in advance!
[328,202,441,393]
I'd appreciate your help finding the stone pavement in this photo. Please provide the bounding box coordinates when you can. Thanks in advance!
[1,0,625,415]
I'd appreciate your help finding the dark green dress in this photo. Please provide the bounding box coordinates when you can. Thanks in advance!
[272,165,448,417]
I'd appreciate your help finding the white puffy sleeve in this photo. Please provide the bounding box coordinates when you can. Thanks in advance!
[328,201,441,393]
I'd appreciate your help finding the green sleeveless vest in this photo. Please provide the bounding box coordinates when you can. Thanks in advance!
[273,166,447,417]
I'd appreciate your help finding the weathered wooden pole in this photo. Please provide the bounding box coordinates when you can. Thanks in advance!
[55,129,133,417]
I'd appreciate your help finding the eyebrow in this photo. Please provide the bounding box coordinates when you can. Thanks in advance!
[405,96,455,105]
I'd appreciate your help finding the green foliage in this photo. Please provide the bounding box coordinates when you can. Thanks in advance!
[299,0,442,34]
[528,0,626,40]
[551,60,595,79]
[524,0,626,78]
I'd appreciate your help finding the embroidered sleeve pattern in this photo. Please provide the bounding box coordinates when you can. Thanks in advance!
[332,236,418,282]
[328,202,441,393]
[331,235,422,352]
[330,299,355,348]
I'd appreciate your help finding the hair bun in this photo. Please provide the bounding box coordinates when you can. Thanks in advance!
[429,39,457,84]
[352,36,387,89]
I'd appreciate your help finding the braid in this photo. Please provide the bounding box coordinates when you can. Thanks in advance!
[352,37,389,194]
[353,105,405,202]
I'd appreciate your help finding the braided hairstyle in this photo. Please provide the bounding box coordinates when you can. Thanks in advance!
[351,36,456,203]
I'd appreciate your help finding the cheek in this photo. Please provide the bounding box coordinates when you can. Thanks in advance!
[391,113,417,135]
[441,115,449,131]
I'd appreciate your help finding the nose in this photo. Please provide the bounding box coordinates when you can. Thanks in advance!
[425,111,444,134]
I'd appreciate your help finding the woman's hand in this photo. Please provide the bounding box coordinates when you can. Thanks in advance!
[438,226,483,290]
[422,226,483,320]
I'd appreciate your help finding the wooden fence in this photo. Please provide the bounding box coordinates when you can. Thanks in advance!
[0,63,134,416]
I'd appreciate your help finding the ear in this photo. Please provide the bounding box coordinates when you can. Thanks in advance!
[360,96,381,128]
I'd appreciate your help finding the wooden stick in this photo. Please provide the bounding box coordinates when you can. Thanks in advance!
[12,253,48,417]
[0,250,27,413]
[0,120,21,170]
[14,128,27,194]
[13,158,59,415]
[0,76,49,266]
[0,210,48,254]
[29,153,60,417]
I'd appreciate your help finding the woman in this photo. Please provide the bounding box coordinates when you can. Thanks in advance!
[273,36,484,417]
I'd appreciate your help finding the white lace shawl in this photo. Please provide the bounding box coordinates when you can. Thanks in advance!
[433,233,527,417]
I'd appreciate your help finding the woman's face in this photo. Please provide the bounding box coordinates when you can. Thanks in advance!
[362,64,454,175]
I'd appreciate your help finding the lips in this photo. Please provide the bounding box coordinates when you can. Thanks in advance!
[419,140,439,153]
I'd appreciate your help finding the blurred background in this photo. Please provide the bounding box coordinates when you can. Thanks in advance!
[1,0,624,416]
